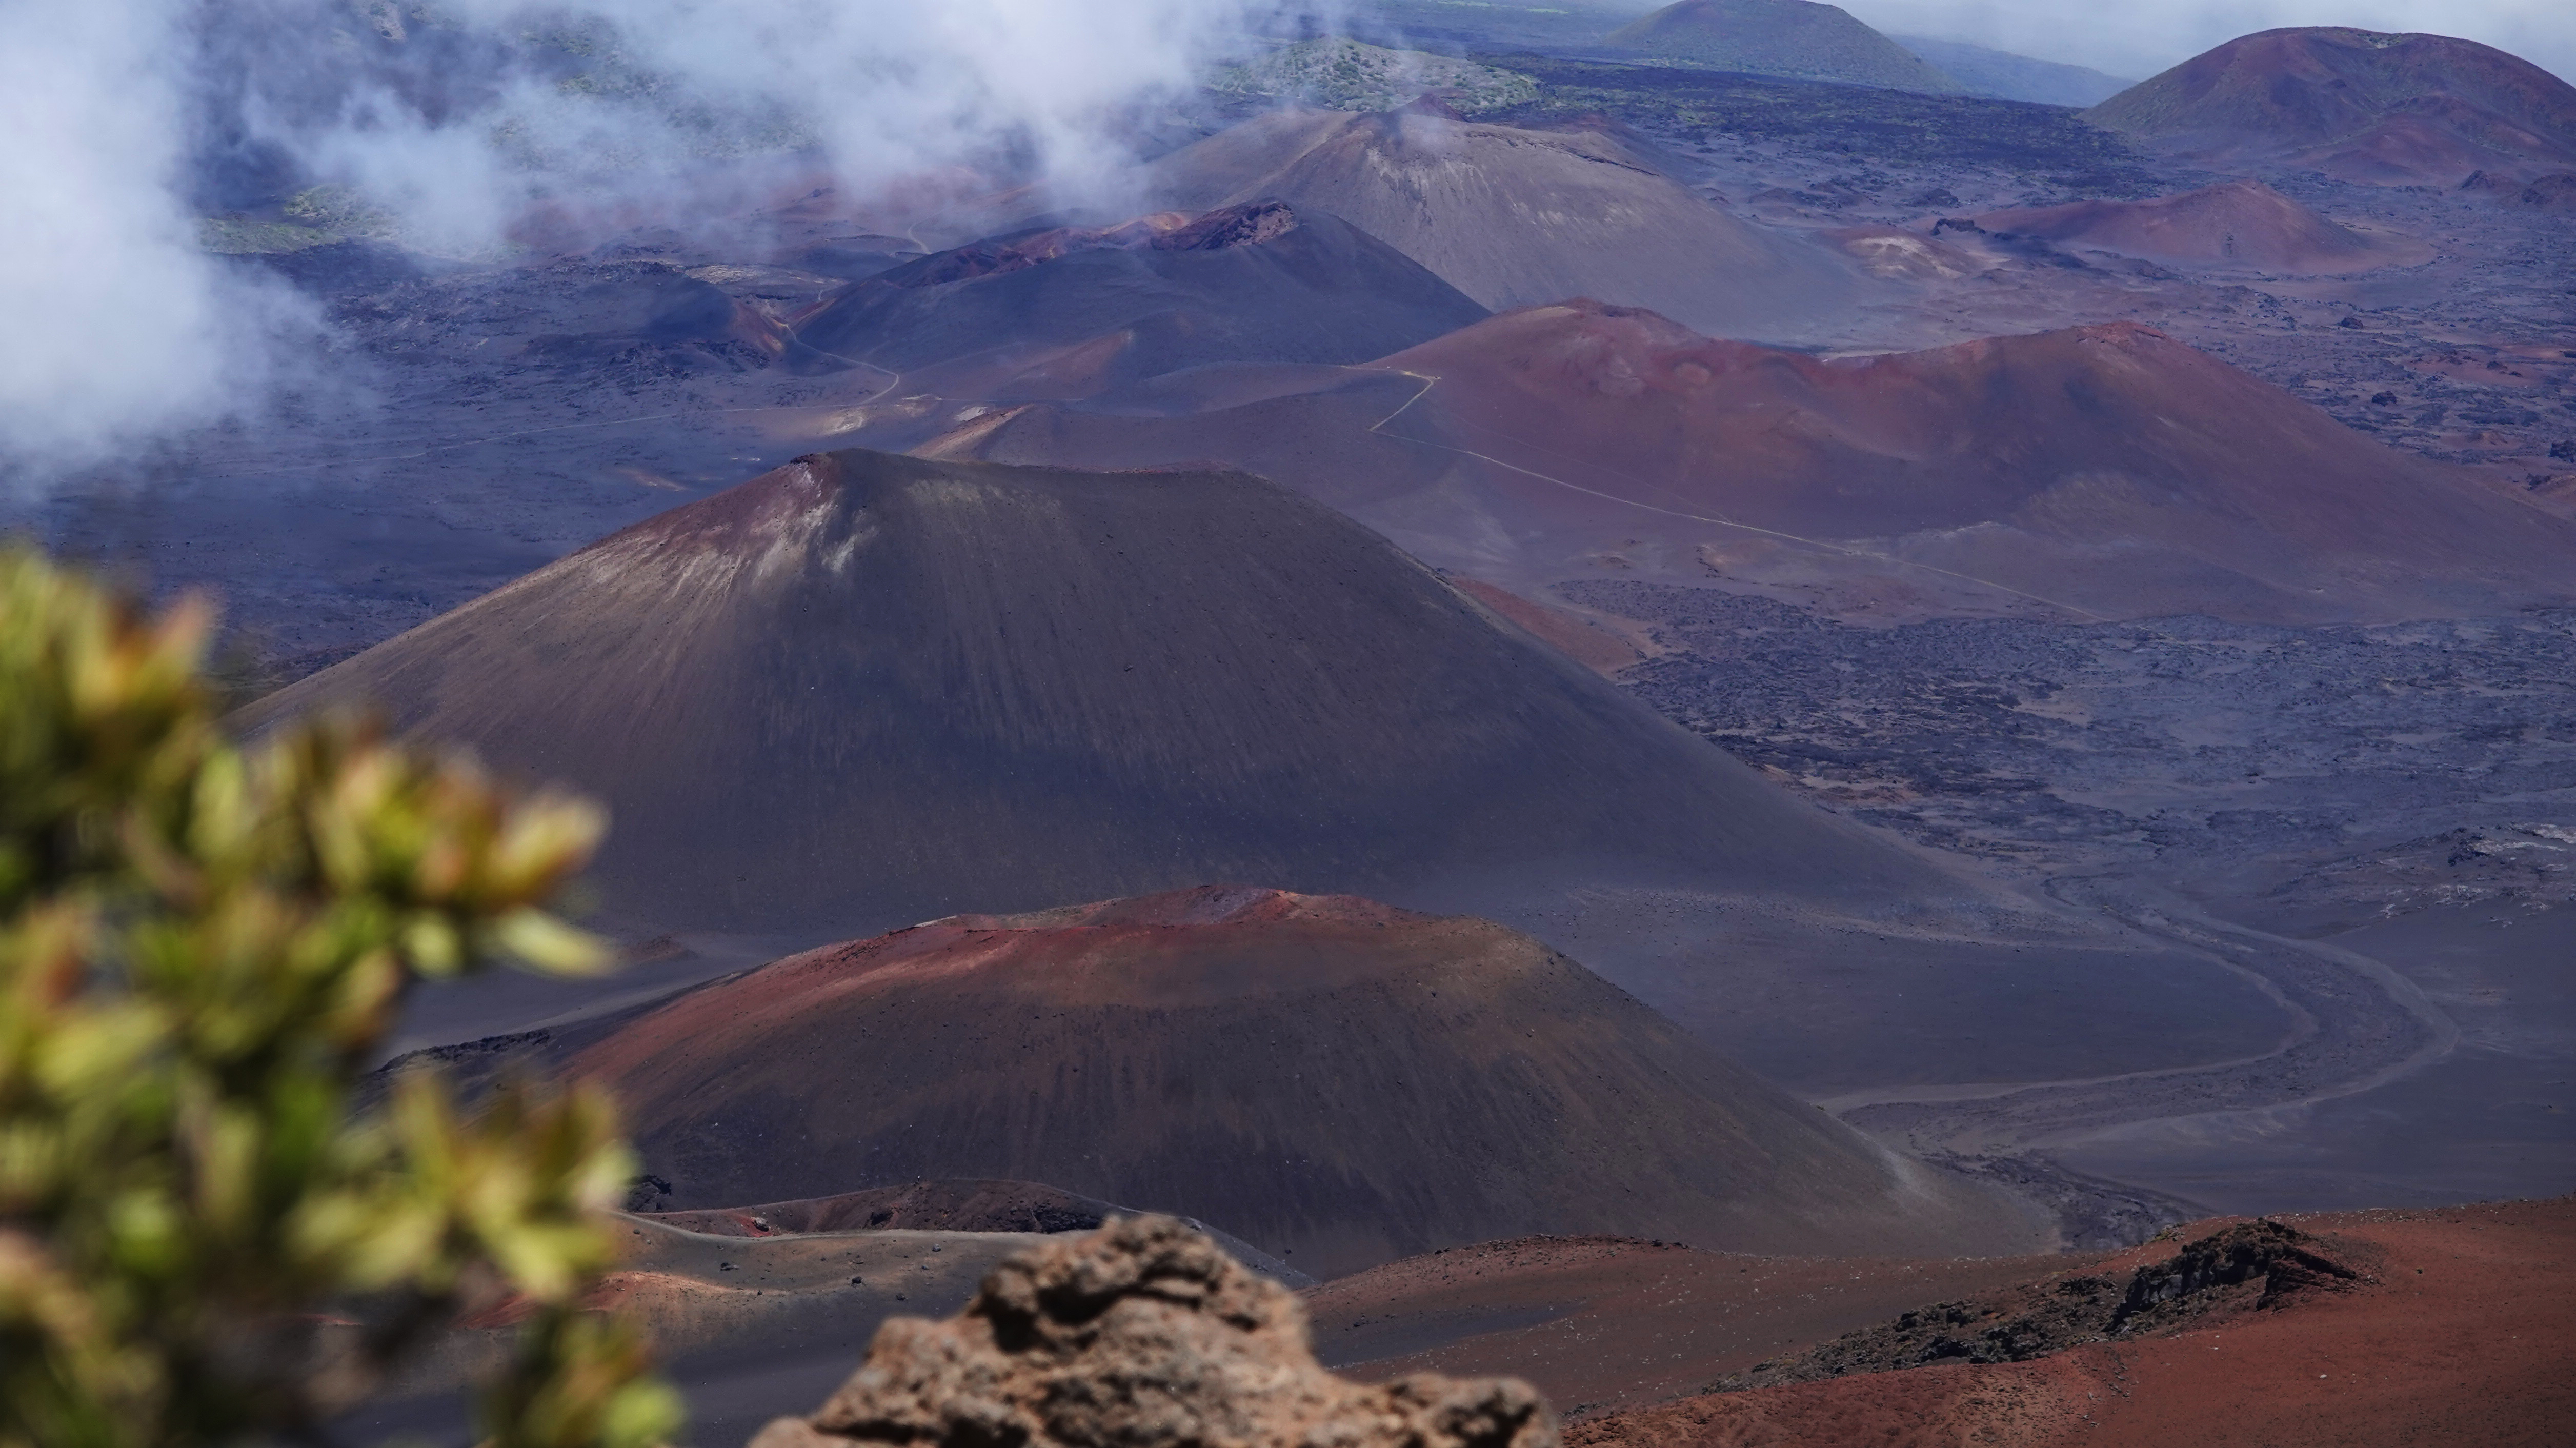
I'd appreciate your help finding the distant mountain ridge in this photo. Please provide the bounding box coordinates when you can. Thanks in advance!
[1605,0,1963,93]
[1891,35,2131,106]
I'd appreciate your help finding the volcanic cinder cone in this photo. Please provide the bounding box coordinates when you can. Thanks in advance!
[941,303,2576,623]
[1144,107,1857,338]
[785,200,1489,401]
[574,887,2041,1274]
[1974,180,2402,271]
[237,447,1953,940]
[2086,27,2576,183]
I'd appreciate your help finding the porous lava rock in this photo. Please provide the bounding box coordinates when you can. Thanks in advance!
[1708,1218,2366,1391]
[747,1216,1557,1448]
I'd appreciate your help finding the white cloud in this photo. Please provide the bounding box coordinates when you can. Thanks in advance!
[0,0,1288,469]
[0,0,309,473]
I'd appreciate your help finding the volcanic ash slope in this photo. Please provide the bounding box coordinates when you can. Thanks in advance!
[236,448,1954,940]
[573,886,2044,1276]
[1144,106,1857,339]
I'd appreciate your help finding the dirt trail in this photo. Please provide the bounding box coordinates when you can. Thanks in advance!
[1835,876,2457,1169]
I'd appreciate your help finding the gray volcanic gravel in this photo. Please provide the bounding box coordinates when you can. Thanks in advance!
[1563,582,2576,902]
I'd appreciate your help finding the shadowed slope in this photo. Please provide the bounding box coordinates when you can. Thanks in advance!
[2086,27,2576,183]
[236,447,1951,939]
[1604,0,1962,94]
[1975,180,2398,271]
[573,887,2043,1276]
[1144,107,1857,339]
[785,201,1488,400]
[943,303,2576,622]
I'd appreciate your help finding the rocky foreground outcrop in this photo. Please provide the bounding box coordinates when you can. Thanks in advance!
[749,1216,1557,1448]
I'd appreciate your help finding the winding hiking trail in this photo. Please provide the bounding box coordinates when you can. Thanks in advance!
[1832,875,2458,1170]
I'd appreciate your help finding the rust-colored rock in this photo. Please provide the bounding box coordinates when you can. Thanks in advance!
[749,1215,1557,1448]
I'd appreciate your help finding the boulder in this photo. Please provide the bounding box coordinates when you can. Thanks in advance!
[748,1216,1556,1448]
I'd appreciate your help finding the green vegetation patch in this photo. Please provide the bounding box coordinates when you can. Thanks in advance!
[1213,36,1541,116]
[196,218,343,255]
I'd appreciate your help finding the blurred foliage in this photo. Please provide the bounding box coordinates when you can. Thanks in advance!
[0,547,680,1448]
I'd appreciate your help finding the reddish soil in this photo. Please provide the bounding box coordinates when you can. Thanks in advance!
[957,301,2576,621]
[1309,1236,2096,1418]
[570,885,2044,1277]
[1974,180,2394,272]
[2086,27,2576,183]
[1448,577,1646,675]
[1563,1197,2576,1447]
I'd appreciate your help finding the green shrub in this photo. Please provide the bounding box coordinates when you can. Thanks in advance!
[0,547,680,1448]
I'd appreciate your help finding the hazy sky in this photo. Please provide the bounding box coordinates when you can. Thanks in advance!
[1837,0,2575,83]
